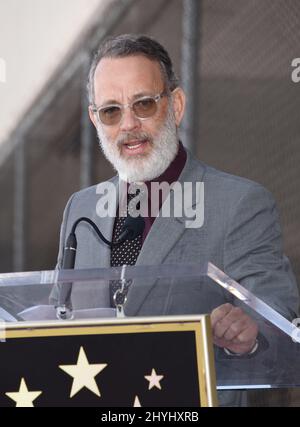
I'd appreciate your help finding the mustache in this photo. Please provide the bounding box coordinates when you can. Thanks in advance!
[116,132,153,147]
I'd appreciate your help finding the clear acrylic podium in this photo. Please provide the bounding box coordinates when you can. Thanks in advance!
[0,262,299,407]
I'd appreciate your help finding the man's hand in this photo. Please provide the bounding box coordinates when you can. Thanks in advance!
[211,303,258,355]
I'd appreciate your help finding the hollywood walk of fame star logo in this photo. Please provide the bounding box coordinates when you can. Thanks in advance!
[59,346,107,398]
[144,368,164,390]
[5,378,42,407]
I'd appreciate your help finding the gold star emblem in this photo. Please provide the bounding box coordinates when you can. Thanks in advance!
[133,395,142,407]
[144,368,164,390]
[5,378,42,407]
[59,346,107,398]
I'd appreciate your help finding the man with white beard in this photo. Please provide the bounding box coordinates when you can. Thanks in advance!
[96,104,179,184]
[51,34,299,405]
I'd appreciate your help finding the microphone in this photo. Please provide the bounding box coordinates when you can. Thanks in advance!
[56,232,77,320]
[116,214,145,244]
[56,215,145,319]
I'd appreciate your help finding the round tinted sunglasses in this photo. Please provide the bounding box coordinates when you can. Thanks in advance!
[91,91,168,126]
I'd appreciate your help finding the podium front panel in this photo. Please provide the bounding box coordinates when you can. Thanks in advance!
[0,263,299,406]
[0,315,218,407]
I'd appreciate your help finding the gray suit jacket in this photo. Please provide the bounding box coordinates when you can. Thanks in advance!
[50,148,300,407]
[50,148,299,320]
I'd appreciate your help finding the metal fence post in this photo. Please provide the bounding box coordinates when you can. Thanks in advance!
[13,136,25,272]
[80,52,93,190]
[180,0,200,154]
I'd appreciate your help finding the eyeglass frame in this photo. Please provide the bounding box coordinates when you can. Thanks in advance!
[90,90,170,126]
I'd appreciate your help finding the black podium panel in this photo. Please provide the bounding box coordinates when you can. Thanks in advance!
[0,316,217,407]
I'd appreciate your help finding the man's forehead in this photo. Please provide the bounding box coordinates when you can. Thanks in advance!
[93,55,164,101]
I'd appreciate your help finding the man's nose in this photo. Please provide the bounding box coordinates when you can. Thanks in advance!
[119,106,141,132]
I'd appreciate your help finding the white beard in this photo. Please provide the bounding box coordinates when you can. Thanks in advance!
[96,107,179,183]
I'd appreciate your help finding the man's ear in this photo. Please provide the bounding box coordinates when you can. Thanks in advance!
[88,106,98,129]
[171,87,186,127]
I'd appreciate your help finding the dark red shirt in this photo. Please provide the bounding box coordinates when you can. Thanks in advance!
[120,141,187,244]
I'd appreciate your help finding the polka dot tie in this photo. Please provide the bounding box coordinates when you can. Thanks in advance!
[110,191,143,307]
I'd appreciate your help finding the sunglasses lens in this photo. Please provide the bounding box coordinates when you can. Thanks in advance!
[97,96,160,125]
[133,97,157,118]
[99,106,122,125]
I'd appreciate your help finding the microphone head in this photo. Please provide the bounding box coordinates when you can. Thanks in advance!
[118,215,145,243]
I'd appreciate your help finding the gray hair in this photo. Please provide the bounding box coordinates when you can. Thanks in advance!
[87,34,179,105]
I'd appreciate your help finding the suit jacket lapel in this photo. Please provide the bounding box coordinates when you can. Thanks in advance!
[125,149,206,315]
